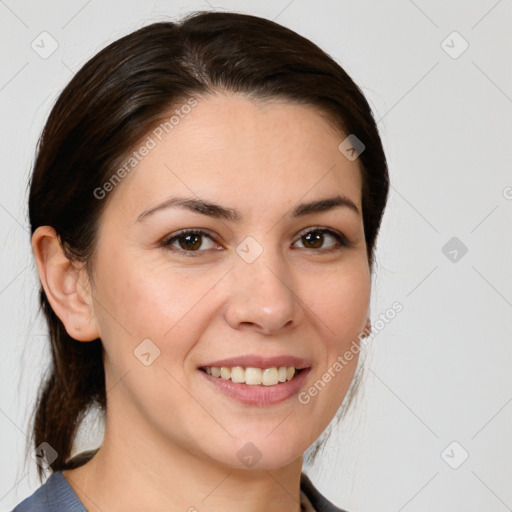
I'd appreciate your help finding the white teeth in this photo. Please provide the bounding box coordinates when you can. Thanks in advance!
[262,367,278,386]
[231,366,244,383]
[245,367,262,385]
[203,366,299,386]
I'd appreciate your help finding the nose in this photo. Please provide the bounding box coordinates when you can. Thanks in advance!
[224,243,303,335]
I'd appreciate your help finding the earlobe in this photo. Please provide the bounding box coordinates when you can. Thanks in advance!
[31,226,100,342]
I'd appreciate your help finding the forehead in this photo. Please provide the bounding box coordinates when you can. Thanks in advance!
[105,93,362,220]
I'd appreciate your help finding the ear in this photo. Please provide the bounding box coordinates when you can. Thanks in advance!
[31,226,100,342]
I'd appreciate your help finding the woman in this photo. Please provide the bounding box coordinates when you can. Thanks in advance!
[14,10,388,512]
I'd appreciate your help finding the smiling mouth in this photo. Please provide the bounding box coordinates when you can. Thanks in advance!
[199,366,305,386]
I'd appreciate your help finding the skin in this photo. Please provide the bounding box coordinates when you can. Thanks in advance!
[32,92,371,512]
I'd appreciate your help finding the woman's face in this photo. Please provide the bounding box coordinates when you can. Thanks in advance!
[87,93,370,470]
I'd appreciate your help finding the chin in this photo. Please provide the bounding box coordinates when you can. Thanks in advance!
[218,433,307,471]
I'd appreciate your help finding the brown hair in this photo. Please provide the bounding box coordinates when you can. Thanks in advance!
[27,10,389,480]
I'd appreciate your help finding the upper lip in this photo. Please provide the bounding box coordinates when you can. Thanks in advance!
[200,354,312,369]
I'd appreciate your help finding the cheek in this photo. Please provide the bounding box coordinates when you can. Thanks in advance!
[92,249,228,357]
[308,262,371,344]
[293,262,369,435]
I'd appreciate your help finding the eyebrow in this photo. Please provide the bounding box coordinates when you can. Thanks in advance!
[136,194,360,223]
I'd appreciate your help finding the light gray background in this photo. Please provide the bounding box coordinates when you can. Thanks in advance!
[1,1,511,511]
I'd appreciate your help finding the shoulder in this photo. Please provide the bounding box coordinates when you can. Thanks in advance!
[300,472,350,512]
[11,471,86,512]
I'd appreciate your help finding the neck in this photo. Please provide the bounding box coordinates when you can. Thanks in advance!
[63,409,304,512]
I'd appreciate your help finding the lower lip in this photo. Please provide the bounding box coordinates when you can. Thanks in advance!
[199,368,311,406]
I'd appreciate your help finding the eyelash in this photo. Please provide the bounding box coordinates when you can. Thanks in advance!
[161,227,350,257]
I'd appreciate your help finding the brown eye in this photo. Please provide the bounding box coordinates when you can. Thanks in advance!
[301,231,325,249]
[177,233,202,251]
[294,228,348,251]
[163,229,218,254]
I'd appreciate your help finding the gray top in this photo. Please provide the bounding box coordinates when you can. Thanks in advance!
[12,470,347,512]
